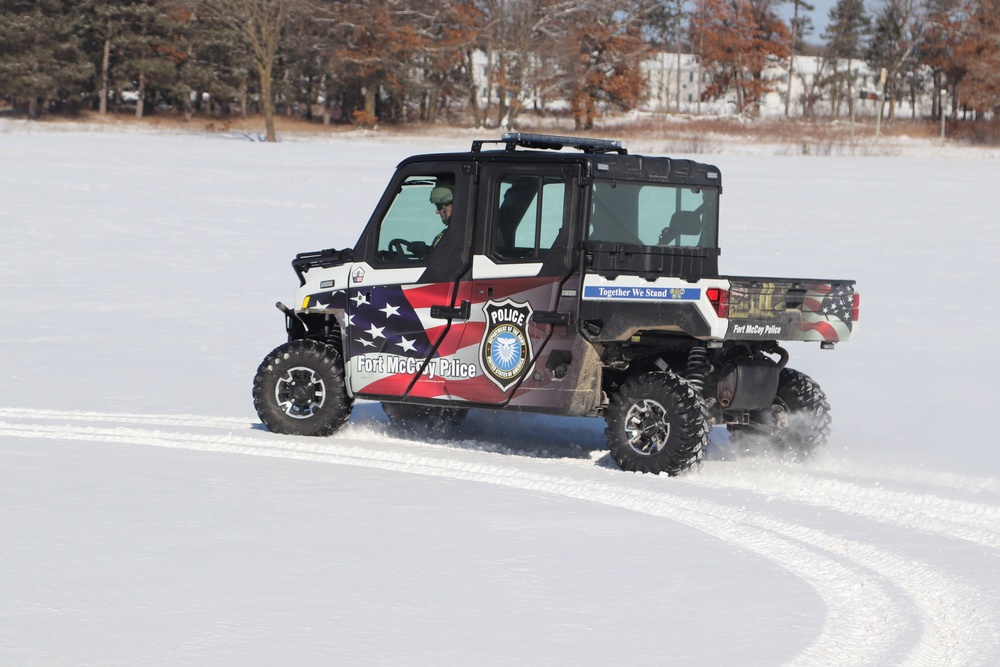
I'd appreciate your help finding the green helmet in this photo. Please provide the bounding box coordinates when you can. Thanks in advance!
[429,186,454,205]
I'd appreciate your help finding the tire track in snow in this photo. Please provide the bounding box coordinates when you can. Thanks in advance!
[0,407,252,430]
[810,461,1000,498]
[9,408,1000,548]
[3,419,902,664]
[694,467,1000,550]
[1,414,997,666]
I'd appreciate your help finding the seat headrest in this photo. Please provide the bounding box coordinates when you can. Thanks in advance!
[669,210,701,235]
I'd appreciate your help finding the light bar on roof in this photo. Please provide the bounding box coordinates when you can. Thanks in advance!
[500,132,625,153]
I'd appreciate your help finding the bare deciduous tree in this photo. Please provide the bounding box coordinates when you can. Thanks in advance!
[198,0,295,140]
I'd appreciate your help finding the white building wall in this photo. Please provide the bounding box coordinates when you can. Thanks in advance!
[640,53,932,119]
[469,50,933,120]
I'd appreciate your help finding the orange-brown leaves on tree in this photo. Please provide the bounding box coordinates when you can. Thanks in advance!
[692,0,791,115]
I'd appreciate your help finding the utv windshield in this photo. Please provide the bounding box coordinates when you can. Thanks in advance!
[588,180,719,248]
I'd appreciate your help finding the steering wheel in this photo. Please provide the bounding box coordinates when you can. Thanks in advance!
[388,238,410,257]
[387,238,430,260]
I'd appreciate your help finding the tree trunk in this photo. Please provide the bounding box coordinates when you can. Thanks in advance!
[786,3,798,117]
[482,46,495,127]
[846,58,855,123]
[496,53,509,129]
[497,88,508,129]
[322,78,331,126]
[675,0,683,113]
[258,62,276,142]
[427,88,439,124]
[99,34,111,116]
[932,73,940,120]
[830,61,841,118]
[507,97,520,129]
[135,70,146,120]
[466,49,481,128]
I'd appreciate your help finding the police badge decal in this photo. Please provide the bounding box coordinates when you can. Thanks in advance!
[480,299,534,391]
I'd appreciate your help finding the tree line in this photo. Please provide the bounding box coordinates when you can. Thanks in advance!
[1,0,997,141]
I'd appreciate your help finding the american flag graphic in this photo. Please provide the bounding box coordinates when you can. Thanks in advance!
[800,283,855,341]
[344,283,463,398]
[346,284,439,361]
[341,278,559,403]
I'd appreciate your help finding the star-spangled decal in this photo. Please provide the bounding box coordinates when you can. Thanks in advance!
[347,286,435,360]
[819,285,853,323]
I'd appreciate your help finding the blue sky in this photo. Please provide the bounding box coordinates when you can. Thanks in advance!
[779,0,838,43]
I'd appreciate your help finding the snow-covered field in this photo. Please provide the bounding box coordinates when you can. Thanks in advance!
[2,121,999,666]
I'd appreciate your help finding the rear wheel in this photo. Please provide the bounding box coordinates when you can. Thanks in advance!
[605,371,708,475]
[381,402,468,436]
[253,340,353,436]
[728,368,831,459]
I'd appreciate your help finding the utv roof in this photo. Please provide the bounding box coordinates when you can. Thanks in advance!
[397,132,722,189]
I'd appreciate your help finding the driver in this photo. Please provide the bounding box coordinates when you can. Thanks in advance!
[429,186,453,247]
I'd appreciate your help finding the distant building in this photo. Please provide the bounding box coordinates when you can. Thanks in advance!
[469,50,936,120]
[640,52,933,119]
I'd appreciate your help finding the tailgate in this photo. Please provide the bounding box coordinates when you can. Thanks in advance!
[725,277,857,343]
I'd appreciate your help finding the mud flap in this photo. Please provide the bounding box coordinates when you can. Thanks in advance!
[717,360,780,410]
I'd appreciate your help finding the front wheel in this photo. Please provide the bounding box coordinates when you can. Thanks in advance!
[605,371,709,475]
[253,340,353,436]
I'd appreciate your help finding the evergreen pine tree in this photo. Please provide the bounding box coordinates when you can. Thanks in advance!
[822,0,869,118]
[0,0,94,117]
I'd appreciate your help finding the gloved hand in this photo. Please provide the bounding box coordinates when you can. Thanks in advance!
[408,240,429,257]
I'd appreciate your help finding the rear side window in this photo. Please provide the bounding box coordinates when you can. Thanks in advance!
[494,175,566,260]
[590,181,718,248]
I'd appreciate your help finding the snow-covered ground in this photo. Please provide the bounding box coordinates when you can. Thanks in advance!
[2,122,999,666]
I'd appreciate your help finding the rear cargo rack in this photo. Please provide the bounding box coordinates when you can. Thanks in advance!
[472,132,627,155]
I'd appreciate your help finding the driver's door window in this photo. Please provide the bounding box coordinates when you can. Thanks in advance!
[376,175,453,262]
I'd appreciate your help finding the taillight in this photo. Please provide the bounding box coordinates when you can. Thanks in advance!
[852,292,861,322]
[707,288,730,318]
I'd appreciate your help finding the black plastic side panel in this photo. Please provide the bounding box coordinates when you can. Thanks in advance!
[587,241,721,280]
[579,300,713,341]
[587,155,722,189]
